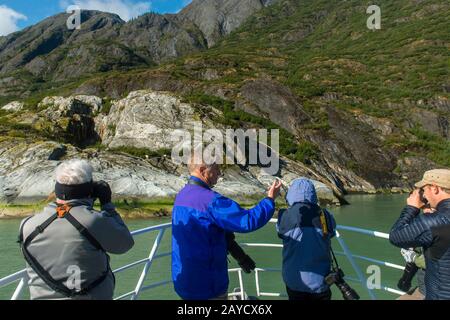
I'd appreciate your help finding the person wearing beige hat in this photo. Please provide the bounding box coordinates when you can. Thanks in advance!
[390,169,450,300]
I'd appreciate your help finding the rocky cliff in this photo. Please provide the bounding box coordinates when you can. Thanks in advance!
[0,90,341,207]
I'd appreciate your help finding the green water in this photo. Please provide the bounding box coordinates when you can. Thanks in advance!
[0,194,410,300]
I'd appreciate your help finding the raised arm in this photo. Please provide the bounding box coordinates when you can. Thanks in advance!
[208,195,275,233]
[208,180,282,233]
[89,203,135,254]
[389,205,439,249]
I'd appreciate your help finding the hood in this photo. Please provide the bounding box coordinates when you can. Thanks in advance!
[286,178,318,206]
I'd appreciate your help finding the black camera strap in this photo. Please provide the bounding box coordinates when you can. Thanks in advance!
[329,246,340,272]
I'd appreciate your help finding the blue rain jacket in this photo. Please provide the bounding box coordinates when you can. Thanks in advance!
[172,176,276,300]
[277,178,336,293]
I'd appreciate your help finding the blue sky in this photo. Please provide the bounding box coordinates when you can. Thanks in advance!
[0,0,193,36]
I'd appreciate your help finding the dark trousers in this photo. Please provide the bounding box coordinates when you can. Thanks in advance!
[286,286,332,301]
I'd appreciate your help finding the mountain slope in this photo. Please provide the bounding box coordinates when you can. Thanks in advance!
[0,0,277,100]
[0,0,449,198]
[178,0,276,47]
[70,0,449,190]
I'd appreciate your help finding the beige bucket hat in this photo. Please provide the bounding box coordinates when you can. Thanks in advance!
[414,169,450,189]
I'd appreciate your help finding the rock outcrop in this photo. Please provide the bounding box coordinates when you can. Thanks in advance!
[0,137,341,206]
[2,86,445,209]
[178,0,277,47]
[1,101,24,112]
[0,89,345,207]
[98,90,198,150]
[32,95,101,146]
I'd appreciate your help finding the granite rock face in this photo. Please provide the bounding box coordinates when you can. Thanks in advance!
[33,95,101,147]
[99,90,198,150]
[0,138,341,206]
[178,0,277,47]
[1,101,24,112]
[0,89,344,207]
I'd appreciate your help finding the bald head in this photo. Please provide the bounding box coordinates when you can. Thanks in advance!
[188,153,221,187]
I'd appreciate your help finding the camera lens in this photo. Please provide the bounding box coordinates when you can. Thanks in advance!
[397,262,419,292]
[336,282,360,300]
[327,269,360,300]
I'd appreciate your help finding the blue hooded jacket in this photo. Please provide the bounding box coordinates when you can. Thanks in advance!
[277,178,336,294]
[172,176,276,300]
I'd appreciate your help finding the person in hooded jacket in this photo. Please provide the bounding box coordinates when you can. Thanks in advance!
[277,178,337,300]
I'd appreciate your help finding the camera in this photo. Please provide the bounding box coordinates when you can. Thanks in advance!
[325,268,360,300]
[397,262,419,292]
[418,188,429,206]
[409,188,430,208]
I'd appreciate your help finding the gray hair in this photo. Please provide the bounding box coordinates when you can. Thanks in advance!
[55,159,93,185]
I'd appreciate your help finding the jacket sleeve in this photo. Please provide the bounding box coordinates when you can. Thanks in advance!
[325,209,337,238]
[89,203,135,254]
[276,209,286,239]
[208,195,276,233]
[389,205,435,249]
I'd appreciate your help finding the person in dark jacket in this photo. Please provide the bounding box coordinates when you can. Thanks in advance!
[171,155,282,300]
[390,169,450,300]
[277,178,337,300]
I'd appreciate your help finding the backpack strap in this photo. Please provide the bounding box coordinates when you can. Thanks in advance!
[18,215,34,244]
[320,208,334,238]
[20,204,110,297]
[64,212,104,251]
[23,214,58,246]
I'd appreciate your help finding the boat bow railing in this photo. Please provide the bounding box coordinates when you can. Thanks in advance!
[0,219,406,300]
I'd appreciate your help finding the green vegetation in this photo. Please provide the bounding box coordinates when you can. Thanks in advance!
[175,0,449,167]
[384,126,450,167]
[101,98,114,115]
[0,202,47,218]
[183,92,319,163]
[108,197,175,219]
[408,127,450,167]
[0,116,53,140]
[0,195,284,219]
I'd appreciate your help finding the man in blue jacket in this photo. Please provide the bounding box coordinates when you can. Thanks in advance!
[171,156,282,300]
[390,169,450,300]
[277,178,336,300]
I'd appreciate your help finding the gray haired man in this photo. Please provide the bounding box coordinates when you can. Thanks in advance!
[18,159,134,300]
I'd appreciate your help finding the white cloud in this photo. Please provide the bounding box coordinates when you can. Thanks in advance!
[0,5,27,36]
[62,0,151,21]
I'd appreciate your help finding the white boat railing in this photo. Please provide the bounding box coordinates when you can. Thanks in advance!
[239,219,407,300]
[0,219,407,300]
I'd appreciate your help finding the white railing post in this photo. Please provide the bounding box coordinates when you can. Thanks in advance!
[335,230,377,300]
[131,228,166,300]
[237,269,245,300]
[255,269,261,297]
[11,273,28,300]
